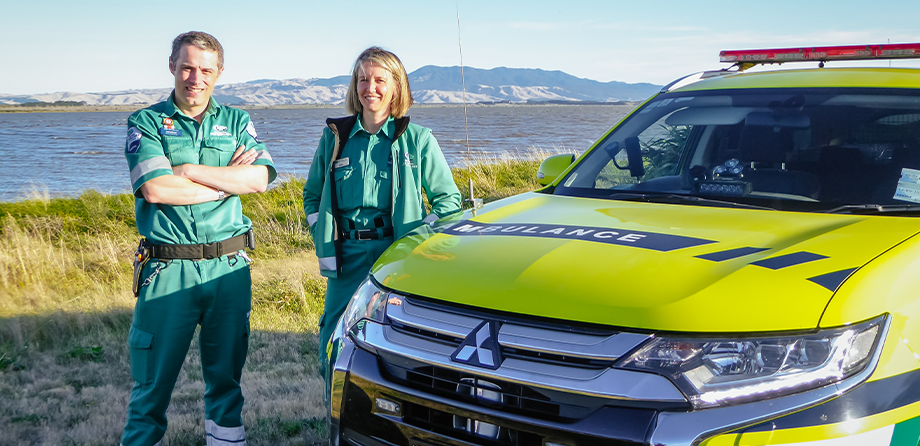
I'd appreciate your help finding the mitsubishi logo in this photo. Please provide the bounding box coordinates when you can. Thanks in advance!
[450,321,503,370]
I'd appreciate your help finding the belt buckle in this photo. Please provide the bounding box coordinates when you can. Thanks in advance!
[356,229,376,240]
[202,242,220,259]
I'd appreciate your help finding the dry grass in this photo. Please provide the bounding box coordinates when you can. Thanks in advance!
[0,156,544,445]
[0,307,326,446]
[0,185,328,445]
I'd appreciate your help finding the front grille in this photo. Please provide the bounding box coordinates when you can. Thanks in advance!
[404,401,543,446]
[383,360,595,420]
[387,297,653,366]
[359,295,690,409]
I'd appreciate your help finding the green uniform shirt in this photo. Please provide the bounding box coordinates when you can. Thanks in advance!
[124,94,277,245]
[337,117,394,229]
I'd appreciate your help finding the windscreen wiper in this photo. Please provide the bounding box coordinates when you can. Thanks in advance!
[609,192,774,210]
[822,204,920,214]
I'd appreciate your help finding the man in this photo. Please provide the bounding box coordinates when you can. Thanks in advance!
[122,31,276,446]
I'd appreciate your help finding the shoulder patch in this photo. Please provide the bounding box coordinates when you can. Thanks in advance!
[246,121,260,143]
[126,126,142,154]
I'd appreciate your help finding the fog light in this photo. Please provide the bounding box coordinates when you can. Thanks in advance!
[375,397,401,415]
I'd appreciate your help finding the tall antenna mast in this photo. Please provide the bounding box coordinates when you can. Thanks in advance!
[455,0,481,215]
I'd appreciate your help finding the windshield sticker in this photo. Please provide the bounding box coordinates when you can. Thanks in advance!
[894,168,920,204]
[443,220,715,252]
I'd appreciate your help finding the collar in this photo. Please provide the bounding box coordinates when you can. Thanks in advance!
[164,91,222,120]
[351,115,395,139]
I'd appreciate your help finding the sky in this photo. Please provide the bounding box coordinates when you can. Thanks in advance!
[3,0,920,95]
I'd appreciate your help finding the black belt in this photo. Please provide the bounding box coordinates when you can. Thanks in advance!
[343,227,394,240]
[148,232,251,260]
[342,217,393,240]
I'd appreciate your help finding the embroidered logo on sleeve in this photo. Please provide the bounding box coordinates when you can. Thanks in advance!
[246,121,260,143]
[126,126,142,154]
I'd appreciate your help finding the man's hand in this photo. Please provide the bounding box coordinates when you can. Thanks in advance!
[229,145,258,166]
[166,143,268,197]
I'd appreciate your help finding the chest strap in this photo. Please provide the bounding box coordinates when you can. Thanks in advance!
[147,232,252,260]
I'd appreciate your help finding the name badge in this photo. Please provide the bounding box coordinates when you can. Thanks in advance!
[334,157,350,169]
[159,127,183,137]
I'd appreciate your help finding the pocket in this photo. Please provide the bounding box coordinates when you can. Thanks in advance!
[162,138,198,166]
[233,316,251,372]
[201,137,238,167]
[375,169,392,208]
[128,325,154,385]
[333,166,361,209]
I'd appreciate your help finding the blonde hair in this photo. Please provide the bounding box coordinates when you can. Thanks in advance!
[345,47,414,118]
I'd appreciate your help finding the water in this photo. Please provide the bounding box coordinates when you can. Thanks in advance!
[0,104,634,201]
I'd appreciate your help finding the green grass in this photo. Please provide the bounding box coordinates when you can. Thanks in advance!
[0,156,545,445]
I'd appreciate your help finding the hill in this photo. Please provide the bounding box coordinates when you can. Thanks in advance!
[0,67,660,106]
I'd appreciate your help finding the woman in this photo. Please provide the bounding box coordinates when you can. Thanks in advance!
[303,47,462,372]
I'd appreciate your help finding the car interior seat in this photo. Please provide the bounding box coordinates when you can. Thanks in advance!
[737,125,819,198]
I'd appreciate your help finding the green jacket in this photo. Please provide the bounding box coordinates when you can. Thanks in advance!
[303,115,461,278]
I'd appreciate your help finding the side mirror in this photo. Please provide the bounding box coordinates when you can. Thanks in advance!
[537,153,576,186]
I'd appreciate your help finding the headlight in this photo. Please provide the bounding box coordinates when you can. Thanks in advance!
[341,277,403,331]
[619,315,886,409]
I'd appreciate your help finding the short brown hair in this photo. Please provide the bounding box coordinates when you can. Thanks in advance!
[170,31,224,69]
[346,47,414,118]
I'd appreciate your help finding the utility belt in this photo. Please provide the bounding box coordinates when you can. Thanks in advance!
[132,229,255,297]
[341,217,393,240]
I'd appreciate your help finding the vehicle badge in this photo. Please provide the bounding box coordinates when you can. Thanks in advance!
[450,321,503,370]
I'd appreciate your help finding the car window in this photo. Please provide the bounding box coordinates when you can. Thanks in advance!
[556,89,920,213]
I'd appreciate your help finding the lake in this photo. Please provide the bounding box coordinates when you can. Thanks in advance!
[0,104,635,201]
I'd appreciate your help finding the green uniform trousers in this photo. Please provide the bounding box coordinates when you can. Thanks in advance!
[318,236,393,375]
[122,255,251,446]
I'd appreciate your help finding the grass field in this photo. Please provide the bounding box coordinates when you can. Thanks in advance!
[0,158,546,445]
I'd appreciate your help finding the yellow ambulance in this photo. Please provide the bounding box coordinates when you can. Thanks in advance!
[326,43,920,446]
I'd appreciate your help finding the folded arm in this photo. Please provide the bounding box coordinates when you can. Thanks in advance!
[141,146,268,205]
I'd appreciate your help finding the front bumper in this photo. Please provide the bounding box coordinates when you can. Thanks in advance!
[328,317,893,446]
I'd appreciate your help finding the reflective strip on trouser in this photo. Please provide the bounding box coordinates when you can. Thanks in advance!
[206,419,246,445]
[121,257,252,446]
[318,237,393,377]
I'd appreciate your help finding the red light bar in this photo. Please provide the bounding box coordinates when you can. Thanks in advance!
[720,43,920,64]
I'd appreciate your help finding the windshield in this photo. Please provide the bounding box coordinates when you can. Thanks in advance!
[555,88,920,213]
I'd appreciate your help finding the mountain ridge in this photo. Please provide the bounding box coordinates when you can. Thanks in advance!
[0,66,661,106]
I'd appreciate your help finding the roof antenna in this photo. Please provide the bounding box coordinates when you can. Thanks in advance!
[456,0,482,215]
